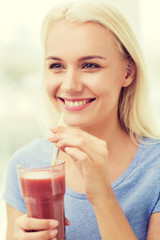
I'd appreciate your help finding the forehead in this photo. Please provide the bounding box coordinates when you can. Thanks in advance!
[46,20,118,57]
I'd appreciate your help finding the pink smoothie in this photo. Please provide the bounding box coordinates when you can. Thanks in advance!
[20,167,65,240]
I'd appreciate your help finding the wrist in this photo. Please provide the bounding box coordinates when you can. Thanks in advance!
[91,184,115,208]
[92,188,138,240]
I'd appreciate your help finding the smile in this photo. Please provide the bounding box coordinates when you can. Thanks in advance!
[58,97,96,109]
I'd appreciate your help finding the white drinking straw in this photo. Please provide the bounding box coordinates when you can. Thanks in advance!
[52,112,64,165]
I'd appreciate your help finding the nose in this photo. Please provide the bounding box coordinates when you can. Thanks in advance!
[60,68,83,93]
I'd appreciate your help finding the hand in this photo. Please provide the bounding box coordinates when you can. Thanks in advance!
[14,214,58,240]
[49,127,112,205]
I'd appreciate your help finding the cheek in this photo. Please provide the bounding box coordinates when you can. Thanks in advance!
[96,81,121,106]
[45,73,59,99]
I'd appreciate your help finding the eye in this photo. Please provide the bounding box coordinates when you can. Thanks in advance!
[81,63,100,69]
[49,63,65,71]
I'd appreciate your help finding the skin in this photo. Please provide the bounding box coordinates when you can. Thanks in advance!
[6,20,160,239]
[45,20,132,131]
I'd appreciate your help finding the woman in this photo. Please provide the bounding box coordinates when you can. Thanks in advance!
[3,0,160,239]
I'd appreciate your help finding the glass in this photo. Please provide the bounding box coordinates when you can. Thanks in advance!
[17,159,66,240]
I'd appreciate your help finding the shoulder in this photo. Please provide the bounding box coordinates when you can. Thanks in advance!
[135,137,160,185]
[138,138,160,165]
[8,138,53,168]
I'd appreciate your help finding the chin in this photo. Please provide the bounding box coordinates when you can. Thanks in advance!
[64,116,87,128]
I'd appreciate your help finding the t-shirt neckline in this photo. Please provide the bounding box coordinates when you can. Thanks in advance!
[111,142,141,189]
[62,141,142,198]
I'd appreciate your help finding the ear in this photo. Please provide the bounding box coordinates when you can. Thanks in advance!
[122,58,136,87]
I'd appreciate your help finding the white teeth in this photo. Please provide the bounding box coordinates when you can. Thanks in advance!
[74,101,79,107]
[65,100,90,107]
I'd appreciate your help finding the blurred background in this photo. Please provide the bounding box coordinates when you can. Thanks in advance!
[0,0,160,239]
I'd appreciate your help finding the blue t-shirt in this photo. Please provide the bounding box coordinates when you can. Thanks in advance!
[3,138,160,240]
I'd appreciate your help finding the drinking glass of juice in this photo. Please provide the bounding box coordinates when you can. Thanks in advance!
[17,159,66,240]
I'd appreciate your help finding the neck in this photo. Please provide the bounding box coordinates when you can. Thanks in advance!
[80,115,126,146]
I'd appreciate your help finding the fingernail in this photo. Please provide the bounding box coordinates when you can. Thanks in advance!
[65,147,71,153]
[50,229,58,237]
[65,218,71,226]
[56,141,62,147]
[47,135,55,140]
[49,127,58,132]
[49,220,59,228]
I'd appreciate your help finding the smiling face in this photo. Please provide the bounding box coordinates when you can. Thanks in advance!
[45,20,134,131]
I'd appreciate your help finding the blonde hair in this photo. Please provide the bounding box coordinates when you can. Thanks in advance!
[40,0,159,141]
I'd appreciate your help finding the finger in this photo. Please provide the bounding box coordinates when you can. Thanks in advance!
[49,127,108,162]
[57,127,107,151]
[17,215,59,231]
[64,147,88,176]
[65,147,90,164]
[64,145,110,187]
[21,229,58,240]
[60,135,107,163]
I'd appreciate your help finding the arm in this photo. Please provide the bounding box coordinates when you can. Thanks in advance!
[6,203,59,240]
[6,204,24,240]
[49,126,138,239]
[93,192,137,240]
[147,212,160,240]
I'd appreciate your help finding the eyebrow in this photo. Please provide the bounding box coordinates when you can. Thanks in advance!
[46,55,107,61]
[46,56,62,61]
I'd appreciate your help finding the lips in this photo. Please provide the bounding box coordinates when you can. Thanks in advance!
[58,97,96,108]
